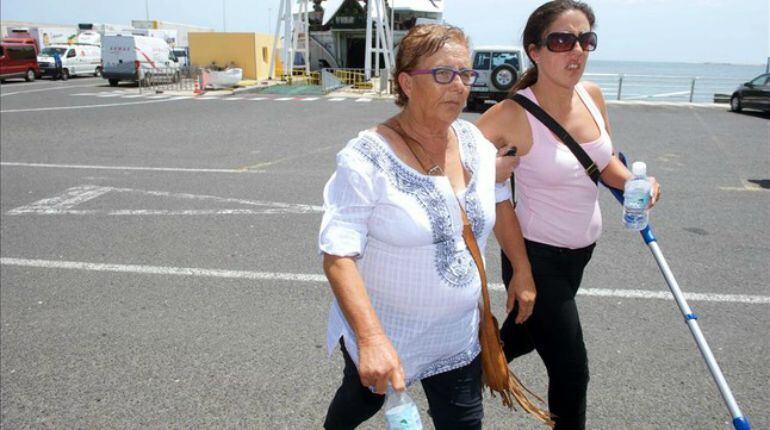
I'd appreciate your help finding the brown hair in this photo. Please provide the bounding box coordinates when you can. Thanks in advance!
[510,0,596,95]
[392,24,470,107]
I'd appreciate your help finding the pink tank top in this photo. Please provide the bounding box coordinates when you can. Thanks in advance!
[514,84,613,249]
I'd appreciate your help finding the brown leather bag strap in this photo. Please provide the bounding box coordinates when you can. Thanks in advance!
[459,212,492,318]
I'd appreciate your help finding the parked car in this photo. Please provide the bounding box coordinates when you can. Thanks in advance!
[37,44,102,79]
[730,73,770,113]
[467,45,528,111]
[0,42,40,82]
[101,35,180,86]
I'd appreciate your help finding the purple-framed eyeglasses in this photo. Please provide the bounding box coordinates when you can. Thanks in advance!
[409,67,479,86]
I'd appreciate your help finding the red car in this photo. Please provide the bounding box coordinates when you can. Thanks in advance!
[0,42,40,82]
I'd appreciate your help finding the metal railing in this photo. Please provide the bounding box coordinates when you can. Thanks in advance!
[279,69,321,85]
[138,66,200,94]
[583,73,745,103]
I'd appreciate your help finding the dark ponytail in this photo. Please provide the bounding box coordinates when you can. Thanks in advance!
[509,0,596,95]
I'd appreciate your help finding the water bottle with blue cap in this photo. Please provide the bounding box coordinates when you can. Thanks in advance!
[623,161,652,231]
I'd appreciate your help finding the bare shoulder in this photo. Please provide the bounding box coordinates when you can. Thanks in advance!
[581,81,607,109]
[476,99,528,149]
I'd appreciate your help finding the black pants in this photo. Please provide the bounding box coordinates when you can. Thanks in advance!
[324,341,483,430]
[501,239,595,430]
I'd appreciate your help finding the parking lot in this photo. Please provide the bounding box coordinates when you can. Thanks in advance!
[1,76,769,429]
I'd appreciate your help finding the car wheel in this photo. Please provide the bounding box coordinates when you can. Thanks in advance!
[490,64,517,92]
[730,94,742,112]
[108,79,119,87]
[25,69,36,82]
[61,69,69,81]
[94,67,102,77]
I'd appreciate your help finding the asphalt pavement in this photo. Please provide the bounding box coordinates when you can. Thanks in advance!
[1,77,769,429]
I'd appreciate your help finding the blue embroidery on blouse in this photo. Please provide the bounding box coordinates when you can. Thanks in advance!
[456,121,485,238]
[412,342,481,383]
[350,120,484,289]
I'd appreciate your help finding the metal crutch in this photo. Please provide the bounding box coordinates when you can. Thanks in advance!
[602,153,751,430]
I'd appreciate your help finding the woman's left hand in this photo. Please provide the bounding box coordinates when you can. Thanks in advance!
[495,146,518,183]
[648,176,661,208]
[507,269,536,324]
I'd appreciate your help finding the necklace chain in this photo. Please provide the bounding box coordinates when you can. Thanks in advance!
[395,119,445,176]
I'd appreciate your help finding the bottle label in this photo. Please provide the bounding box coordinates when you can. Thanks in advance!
[385,403,423,430]
[625,193,649,210]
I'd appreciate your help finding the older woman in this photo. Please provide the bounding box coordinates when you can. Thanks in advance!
[478,2,660,428]
[319,24,523,429]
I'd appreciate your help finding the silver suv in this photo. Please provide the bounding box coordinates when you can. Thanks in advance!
[467,46,528,111]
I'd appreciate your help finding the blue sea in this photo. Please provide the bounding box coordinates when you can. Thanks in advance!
[582,60,767,103]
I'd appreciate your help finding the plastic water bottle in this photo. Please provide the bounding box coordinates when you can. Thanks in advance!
[623,161,652,231]
[384,387,423,430]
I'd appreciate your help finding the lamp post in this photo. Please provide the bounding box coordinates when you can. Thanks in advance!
[223,0,227,32]
[145,0,149,20]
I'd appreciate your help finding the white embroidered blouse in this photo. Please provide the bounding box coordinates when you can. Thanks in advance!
[318,119,511,384]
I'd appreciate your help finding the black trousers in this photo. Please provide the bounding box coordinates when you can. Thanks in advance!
[501,239,595,430]
[324,341,483,430]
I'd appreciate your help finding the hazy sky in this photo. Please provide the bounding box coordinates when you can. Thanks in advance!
[1,0,767,65]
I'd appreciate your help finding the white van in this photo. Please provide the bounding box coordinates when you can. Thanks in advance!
[101,35,179,86]
[37,44,101,79]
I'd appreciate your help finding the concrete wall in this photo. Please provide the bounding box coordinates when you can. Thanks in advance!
[188,32,279,81]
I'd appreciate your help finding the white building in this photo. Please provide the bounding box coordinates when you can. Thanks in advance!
[295,0,443,69]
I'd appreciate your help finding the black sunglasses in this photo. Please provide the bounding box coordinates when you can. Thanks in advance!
[542,31,598,52]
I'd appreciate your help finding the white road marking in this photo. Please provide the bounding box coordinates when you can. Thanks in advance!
[145,94,169,99]
[605,100,726,109]
[301,97,319,101]
[1,161,262,174]
[0,98,179,113]
[7,184,323,215]
[224,97,245,100]
[575,287,770,304]
[96,93,122,97]
[1,257,767,305]
[0,82,101,97]
[328,98,346,101]
[355,98,371,102]
[7,185,113,215]
[249,97,269,101]
[120,94,145,98]
[275,97,294,101]
[0,258,327,283]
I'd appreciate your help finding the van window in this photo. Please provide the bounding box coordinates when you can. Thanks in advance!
[40,47,67,56]
[67,49,76,58]
[492,52,520,70]
[7,46,37,60]
[473,52,491,70]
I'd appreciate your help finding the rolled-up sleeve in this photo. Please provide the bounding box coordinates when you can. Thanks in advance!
[495,178,513,203]
[318,149,377,258]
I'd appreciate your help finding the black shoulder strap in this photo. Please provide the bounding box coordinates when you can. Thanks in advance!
[510,93,600,185]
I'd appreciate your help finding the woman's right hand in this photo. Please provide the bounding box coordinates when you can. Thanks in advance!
[357,333,406,394]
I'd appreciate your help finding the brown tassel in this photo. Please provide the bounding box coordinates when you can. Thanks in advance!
[482,370,555,428]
